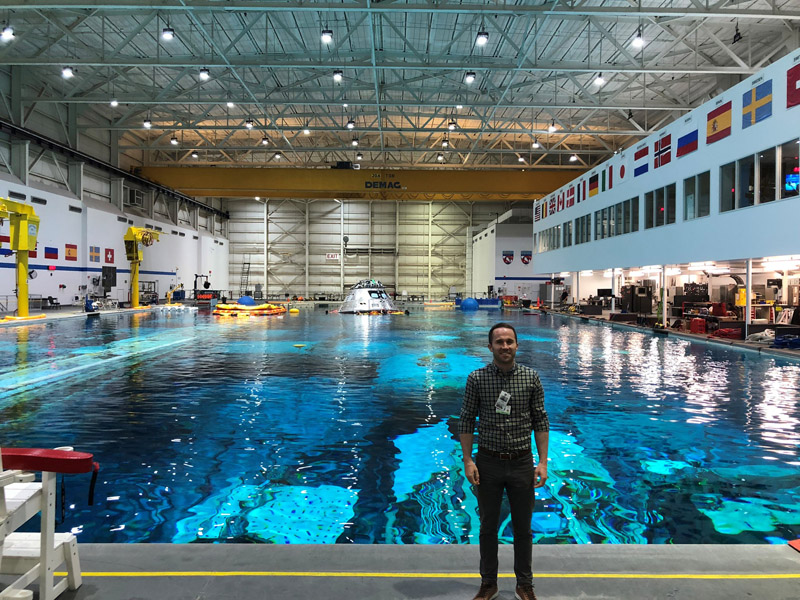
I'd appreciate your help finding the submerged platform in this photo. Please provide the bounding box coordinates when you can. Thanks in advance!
[11,543,798,600]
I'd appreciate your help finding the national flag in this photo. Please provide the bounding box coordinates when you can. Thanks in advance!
[618,155,627,185]
[502,250,514,265]
[534,202,541,222]
[676,130,699,158]
[0,234,11,257]
[89,245,100,262]
[706,101,732,144]
[65,243,78,261]
[588,174,599,197]
[105,248,115,263]
[521,251,532,265]
[742,80,772,128]
[787,64,800,108]
[557,191,565,212]
[607,165,613,190]
[634,146,649,177]
[549,196,556,215]
[576,180,583,203]
[601,169,606,192]
[45,246,58,260]
[582,179,587,200]
[29,242,37,259]
[566,186,575,207]
[654,134,672,168]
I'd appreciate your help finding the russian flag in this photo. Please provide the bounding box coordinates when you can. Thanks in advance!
[634,146,649,177]
[45,246,58,260]
[676,130,699,158]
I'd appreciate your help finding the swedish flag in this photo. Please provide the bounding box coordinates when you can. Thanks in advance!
[742,80,772,128]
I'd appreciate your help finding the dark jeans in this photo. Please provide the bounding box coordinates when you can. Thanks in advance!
[474,450,535,586]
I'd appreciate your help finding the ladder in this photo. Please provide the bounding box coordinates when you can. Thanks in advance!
[239,257,251,296]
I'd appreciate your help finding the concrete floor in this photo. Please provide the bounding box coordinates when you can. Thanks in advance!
[2,543,791,600]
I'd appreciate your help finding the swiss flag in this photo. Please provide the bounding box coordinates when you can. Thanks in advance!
[787,63,800,108]
[105,248,115,263]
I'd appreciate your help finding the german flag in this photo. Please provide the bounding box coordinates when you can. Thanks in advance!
[588,174,599,197]
[706,101,732,144]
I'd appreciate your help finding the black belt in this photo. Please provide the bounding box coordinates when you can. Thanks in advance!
[478,447,531,460]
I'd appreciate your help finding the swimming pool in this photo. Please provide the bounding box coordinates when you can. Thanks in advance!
[1,310,799,544]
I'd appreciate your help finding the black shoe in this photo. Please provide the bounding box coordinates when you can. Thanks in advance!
[515,584,538,600]
[472,582,499,600]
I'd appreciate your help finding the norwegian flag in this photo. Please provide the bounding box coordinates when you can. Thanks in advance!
[654,134,672,169]
[566,186,575,207]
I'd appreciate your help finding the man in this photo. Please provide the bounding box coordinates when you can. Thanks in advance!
[459,322,550,600]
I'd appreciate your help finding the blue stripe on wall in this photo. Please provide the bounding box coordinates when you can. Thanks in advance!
[494,276,552,281]
[0,263,176,276]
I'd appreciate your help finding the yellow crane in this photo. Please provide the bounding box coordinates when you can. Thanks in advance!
[124,226,161,308]
[0,197,41,320]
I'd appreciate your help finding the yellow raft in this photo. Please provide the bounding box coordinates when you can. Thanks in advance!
[213,302,287,317]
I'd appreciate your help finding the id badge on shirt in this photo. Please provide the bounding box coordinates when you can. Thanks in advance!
[495,390,512,415]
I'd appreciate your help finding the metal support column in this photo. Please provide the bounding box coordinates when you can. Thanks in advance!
[575,271,580,305]
[263,199,269,296]
[466,203,473,297]
[746,258,752,338]
[10,140,29,185]
[110,178,124,211]
[661,264,668,326]
[611,268,616,313]
[428,202,433,301]
[340,200,345,294]
[68,161,84,201]
[368,201,372,279]
[305,200,310,298]
[550,273,555,309]
[395,200,400,293]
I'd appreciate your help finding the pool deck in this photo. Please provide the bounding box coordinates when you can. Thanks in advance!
[23,542,795,600]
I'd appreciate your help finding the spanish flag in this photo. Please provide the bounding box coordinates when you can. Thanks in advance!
[65,243,78,261]
[706,101,732,144]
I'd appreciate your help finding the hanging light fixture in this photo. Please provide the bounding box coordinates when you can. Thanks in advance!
[732,23,743,44]
[274,151,282,160]
[518,156,525,163]
[456,104,463,110]
[170,136,178,145]
[346,118,355,130]
[303,126,311,135]
[464,71,476,84]
[351,137,359,147]
[61,66,74,79]
[245,118,254,129]
[569,153,578,162]
[110,99,119,107]
[161,27,174,41]
[476,31,489,46]
[548,120,557,133]
[356,152,363,160]
[594,72,605,86]
[261,136,269,145]
[333,69,343,82]
[532,138,540,149]
[631,27,644,49]
[321,28,333,44]
[437,153,445,161]
[448,119,457,131]
[199,68,210,81]
[442,138,449,148]
[143,118,152,129]
[1,25,14,41]
[191,150,199,158]
[226,101,235,108]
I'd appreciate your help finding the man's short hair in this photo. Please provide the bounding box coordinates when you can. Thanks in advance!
[489,322,517,343]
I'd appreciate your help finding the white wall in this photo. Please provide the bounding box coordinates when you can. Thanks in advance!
[0,177,228,307]
[471,227,495,295]
[533,47,800,274]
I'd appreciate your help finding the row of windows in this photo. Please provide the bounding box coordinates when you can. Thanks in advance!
[538,224,561,252]
[644,184,676,229]
[574,214,591,245]
[595,197,639,239]
[720,139,799,212]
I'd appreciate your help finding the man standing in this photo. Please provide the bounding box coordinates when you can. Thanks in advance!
[459,322,550,600]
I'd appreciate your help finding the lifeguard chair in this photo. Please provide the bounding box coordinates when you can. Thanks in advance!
[1,447,97,599]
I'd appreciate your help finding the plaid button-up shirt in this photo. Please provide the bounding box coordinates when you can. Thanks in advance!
[459,362,549,452]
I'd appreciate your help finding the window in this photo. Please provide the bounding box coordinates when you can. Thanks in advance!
[631,196,639,231]
[655,188,664,227]
[644,191,654,228]
[759,147,776,204]
[738,155,755,208]
[562,221,573,247]
[645,185,674,228]
[538,225,561,252]
[666,183,676,224]
[574,214,592,245]
[720,161,735,212]
[779,139,799,200]
[684,171,710,220]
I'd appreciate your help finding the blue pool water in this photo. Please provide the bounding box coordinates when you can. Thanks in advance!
[1,310,799,545]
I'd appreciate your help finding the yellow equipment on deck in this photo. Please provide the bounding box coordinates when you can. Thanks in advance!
[0,197,41,319]
[124,227,161,308]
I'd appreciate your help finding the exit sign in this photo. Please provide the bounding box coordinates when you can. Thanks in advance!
[326,253,339,260]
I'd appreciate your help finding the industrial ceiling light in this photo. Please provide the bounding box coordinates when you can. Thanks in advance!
[631,28,644,49]
[191,150,199,158]
[356,151,363,160]
[346,118,355,130]
[442,138,449,148]
[518,156,525,163]
[61,66,74,79]
[476,31,489,46]
[255,196,260,201]
[464,71,476,84]
[110,99,119,107]
[437,153,445,161]
[161,27,174,41]
[274,151,282,160]
[199,67,210,80]
[245,118,254,129]
[261,136,269,145]
[456,104,463,110]
[170,136,178,145]
[448,119,456,131]
[569,153,578,162]
[548,120,557,133]
[594,72,605,86]
[321,28,333,44]
[1,25,14,41]
[532,138,540,149]
[342,101,348,108]
[226,101,235,108]
[143,118,152,128]
[333,69,343,82]
[303,127,310,135]
[351,137,359,147]
[732,23,742,44]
